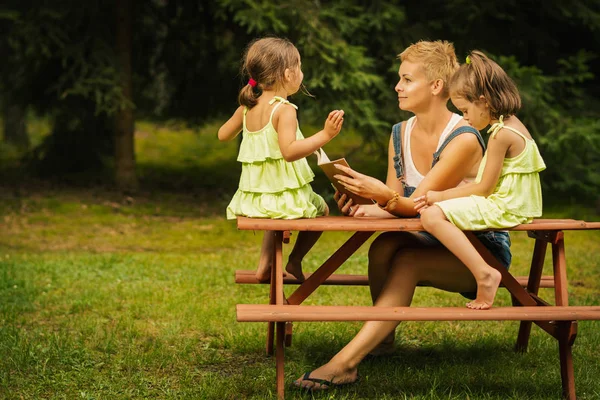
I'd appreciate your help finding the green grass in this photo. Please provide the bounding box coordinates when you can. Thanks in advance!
[1,119,599,399]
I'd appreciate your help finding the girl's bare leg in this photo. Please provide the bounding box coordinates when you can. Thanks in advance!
[367,232,427,355]
[255,231,275,282]
[421,206,502,310]
[294,247,478,390]
[286,231,323,282]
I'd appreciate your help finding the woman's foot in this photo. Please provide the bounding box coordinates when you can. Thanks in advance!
[293,363,358,391]
[467,268,502,310]
[285,258,305,282]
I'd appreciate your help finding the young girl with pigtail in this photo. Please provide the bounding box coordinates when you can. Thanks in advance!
[218,37,345,282]
[415,50,546,310]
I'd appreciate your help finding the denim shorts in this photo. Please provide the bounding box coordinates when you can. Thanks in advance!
[412,230,512,269]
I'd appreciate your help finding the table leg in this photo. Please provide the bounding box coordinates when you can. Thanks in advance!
[266,231,285,355]
[552,233,578,399]
[557,321,578,400]
[266,231,277,355]
[276,321,286,400]
[516,237,548,352]
[266,265,276,354]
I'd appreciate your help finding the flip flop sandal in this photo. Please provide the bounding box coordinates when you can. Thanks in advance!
[294,371,359,392]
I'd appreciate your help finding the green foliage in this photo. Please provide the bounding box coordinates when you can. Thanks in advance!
[498,50,600,203]
[2,1,600,201]
[1,2,128,115]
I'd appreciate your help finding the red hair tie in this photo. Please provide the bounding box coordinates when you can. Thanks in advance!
[248,78,257,88]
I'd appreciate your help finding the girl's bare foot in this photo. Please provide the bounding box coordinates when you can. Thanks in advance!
[285,258,305,282]
[255,261,272,283]
[293,362,358,391]
[467,268,502,310]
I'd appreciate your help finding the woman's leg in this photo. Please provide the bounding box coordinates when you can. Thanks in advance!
[421,206,502,309]
[368,232,427,303]
[294,247,477,390]
[286,231,323,281]
[367,232,426,354]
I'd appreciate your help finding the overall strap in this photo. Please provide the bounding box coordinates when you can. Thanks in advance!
[391,122,405,181]
[431,125,486,168]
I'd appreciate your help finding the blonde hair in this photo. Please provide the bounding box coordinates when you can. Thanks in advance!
[398,40,460,98]
[449,50,521,118]
[238,37,301,108]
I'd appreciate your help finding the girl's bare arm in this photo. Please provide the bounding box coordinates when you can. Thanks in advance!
[217,106,244,142]
[276,106,344,162]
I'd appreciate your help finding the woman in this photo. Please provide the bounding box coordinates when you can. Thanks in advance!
[294,40,511,391]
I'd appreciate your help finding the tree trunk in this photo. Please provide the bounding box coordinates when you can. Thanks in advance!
[3,103,29,150]
[114,0,137,190]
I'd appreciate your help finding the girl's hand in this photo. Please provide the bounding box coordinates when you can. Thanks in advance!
[350,204,396,218]
[323,110,345,139]
[333,190,354,215]
[333,164,391,201]
[333,191,394,218]
[413,190,443,213]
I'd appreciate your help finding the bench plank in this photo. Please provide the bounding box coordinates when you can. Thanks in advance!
[235,269,556,288]
[237,304,600,322]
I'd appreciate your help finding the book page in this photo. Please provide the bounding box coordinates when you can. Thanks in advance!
[314,148,372,205]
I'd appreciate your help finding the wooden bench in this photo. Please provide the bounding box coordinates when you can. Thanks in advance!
[234,216,600,399]
[235,269,557,288]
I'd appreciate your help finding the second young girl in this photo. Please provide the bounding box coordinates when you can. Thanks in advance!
[218,37,344,282]
[415,50,546,309]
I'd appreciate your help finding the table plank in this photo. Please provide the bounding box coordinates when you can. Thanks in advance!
[237,216,600,232]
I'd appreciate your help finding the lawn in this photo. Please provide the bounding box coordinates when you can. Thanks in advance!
[1,120,599,399]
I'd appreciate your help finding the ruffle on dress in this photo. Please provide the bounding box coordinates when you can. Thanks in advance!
[238,158,315,193]
[226,184,327,220]
[237,126,304,163]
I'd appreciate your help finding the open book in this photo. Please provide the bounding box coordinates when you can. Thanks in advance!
[314,148,372,205]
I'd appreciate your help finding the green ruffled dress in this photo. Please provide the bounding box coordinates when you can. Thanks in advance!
[436,117,546,230]
[226,96,328,220]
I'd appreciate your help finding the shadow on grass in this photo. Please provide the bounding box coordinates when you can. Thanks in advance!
[287,338,562,399]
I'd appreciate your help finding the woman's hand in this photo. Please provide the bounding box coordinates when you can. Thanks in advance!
[333,164,393,204]
[413,190,443,213]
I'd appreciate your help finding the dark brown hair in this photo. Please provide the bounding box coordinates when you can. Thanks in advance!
[238,37,300,108]
[449,50,521,118]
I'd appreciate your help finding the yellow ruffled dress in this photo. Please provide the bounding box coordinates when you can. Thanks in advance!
[226,96,327,220]
[436,117,546,230]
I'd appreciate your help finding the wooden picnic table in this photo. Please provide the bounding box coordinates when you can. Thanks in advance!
[234,216,600,399]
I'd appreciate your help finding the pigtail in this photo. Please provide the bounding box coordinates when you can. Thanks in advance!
[236,37,302,108]
[238,82,259,108]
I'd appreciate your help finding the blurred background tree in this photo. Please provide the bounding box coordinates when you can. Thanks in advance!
[1,0,599,204]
